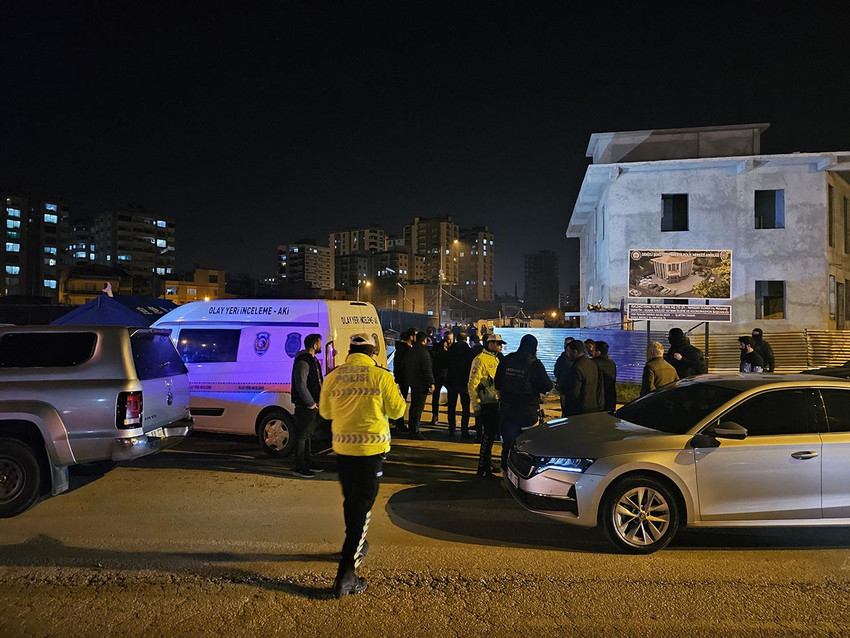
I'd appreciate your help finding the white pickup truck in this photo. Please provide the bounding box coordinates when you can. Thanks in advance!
[0,325,193,517]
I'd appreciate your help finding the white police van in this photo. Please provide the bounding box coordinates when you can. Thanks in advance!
[152,299,387,456]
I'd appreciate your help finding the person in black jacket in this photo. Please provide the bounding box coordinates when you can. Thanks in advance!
[445,332,473,438]
[592,340,618,413]
[494,334,553,472]
[429,332,453,424]
[553,337,575,417]
[392,329,415,431]
[664,328,706,378]
[561,340,604,416]
[291,333,324,478]
[404,331,435,439]
[750,327,775,372]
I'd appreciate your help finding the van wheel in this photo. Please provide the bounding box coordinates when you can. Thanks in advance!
[600,475,680,554]
[258,410,295,457]
[0,438,43,518]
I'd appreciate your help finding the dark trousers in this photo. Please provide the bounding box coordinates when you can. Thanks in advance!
[446,386,470,435]
[294,406,319,472]
[499,404,537,471]
[394,384,409,430]
[408,391,428,434]
[430,382,445,423]
[559,394,569,418]
[337,454,383,572]
[476,403,501,472]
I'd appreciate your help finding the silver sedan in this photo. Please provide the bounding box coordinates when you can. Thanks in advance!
[506,374,850,553]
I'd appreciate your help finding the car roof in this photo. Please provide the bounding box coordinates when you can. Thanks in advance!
[688,373,850,390]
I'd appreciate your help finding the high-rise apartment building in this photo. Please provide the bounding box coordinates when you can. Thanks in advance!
[93,208,176,292]
[403,216,459,284]
[334,253,371,294]
[2,193,71,299]
[373,249,425,284]
[524,250,559,312]
[459,226,495,302]
[330,227,387,256]
[278,240,334,290]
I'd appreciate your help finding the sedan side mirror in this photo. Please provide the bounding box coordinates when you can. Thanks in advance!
[711,421,748,440]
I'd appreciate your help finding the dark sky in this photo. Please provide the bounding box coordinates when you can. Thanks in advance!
[2,2,849,295]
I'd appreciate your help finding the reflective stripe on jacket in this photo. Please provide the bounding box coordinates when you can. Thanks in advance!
[319,352,406,456]
[468,349,500,413]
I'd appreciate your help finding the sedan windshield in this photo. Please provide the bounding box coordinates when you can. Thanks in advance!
[615,381,742,434]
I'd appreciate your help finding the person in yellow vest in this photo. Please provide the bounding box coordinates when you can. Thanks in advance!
[319,333,405,599]
[468,333,506,478]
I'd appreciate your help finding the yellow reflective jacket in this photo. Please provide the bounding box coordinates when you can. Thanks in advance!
[319,352,406,456]
[468,349,500,413]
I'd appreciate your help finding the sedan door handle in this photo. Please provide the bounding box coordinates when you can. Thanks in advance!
[790,451,819,460]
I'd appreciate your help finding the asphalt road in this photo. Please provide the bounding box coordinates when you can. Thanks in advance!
[1,419,849,637]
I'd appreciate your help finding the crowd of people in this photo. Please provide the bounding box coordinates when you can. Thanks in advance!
[290,323,777,597]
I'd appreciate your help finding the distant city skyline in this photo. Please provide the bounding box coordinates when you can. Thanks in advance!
[2,4,848,297]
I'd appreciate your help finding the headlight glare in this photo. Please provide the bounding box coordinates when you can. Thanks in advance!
[537,457,595,474]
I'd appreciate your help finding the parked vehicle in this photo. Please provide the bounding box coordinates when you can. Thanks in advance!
[801,365,850,379]
[506,374,850,553]
[0,325,192,517]
[153,299,387,456]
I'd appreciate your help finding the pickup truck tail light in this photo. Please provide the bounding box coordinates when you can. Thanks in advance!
[117,391,143,429]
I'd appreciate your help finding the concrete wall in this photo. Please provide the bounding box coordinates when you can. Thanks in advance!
[578,157,844,333]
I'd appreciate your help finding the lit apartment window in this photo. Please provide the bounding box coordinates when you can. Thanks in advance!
[44,246,57,254]
[755,280,786,320]
[75,251,87,258]
[188,288,197,295]
[118,254,131,261]
[156,239,167,247]
[754,190,785,229]
[661,194,688,232]
[6,207,20,218]
[5,242,20,252]
[166,286,178,295]
[5,266,20,275]
[43,213,58,224]
[828,185,835,247]
[44,279,57,289]
[156,268,166,275]
[46,258,57,266]
[157,220,167,228]
[6,219,20,229]
[44,203,58,211]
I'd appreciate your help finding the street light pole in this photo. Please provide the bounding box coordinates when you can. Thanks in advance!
[396,281,407,311]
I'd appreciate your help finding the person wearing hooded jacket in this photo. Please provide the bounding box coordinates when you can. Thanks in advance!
[494,334,553,472]
[750,327,775,372]
[664,327,706,378]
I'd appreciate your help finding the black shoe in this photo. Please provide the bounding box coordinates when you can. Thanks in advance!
[461,431,473,440]
[294,469,315,478]
[308,466,324,473]
[413,432,426,440]
[491,466,502,475]
[333,570,367,599]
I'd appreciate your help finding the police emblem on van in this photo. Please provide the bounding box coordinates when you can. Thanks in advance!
[254,331,271,356]
[285,332,302,358]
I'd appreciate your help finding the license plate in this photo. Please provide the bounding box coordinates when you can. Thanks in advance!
[506,467,519,488]
[146,427,165,438]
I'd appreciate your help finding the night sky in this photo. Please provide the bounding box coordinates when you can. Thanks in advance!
[2,2,849,296]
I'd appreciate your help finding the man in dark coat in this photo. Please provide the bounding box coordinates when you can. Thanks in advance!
[495,334,553,472]
[561,340,604,416]
[392,329,415,431]
[641,341,679,396]
[750,327,775,372]
[553,337,575,418]
[593,340,618,413]
[445,332,473,438]
[404,331,435,439]
[664,328,706,379]
[429,332,453,424]
[291,333,324,478]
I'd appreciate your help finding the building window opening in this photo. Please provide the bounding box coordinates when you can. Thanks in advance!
[755,189,785,229]
[661,194,688,232]
[755,280,786,320]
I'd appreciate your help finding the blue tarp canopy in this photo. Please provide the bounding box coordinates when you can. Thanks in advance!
[51,295,178,326]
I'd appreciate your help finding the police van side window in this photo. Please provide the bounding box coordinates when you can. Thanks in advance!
[177,329,241,363]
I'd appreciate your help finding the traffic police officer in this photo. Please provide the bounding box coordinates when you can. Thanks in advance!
[319,333,405,599]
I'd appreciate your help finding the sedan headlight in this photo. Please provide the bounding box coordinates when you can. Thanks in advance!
[536,457,595,474]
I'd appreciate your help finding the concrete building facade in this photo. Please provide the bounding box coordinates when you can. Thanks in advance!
[330,227,387,256]
[164,268,230,304]
[459,226,495,302]
[403,216,460,285]
[523,249,559,312]
[568,124,850,332]
[277,240,334,291]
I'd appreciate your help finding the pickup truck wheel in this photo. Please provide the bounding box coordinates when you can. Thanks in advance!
[258,410,295,457]
[0,438,42,518]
